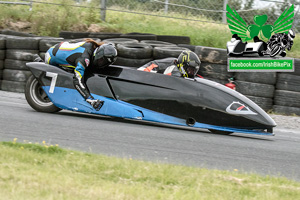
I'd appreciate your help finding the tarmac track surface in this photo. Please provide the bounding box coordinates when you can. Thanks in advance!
[0,91,300,181]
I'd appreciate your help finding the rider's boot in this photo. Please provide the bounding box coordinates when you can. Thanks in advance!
[86,97,104,111]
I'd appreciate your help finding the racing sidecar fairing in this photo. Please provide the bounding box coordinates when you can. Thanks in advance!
[26,62,276,136]
[227,39,264,57]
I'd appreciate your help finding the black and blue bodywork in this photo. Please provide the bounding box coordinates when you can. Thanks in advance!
[26,62,276,136]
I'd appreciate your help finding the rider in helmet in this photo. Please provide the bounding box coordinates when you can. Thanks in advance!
[265,29,295,57]
[138,50,201,79]
[44,39,117,110]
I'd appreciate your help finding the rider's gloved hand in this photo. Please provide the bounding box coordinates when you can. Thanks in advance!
[86,96,104,111]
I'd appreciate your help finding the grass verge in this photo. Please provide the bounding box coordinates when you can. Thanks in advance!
[1,140,300,200]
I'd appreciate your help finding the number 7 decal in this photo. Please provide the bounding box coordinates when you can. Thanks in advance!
[46,72,58,93]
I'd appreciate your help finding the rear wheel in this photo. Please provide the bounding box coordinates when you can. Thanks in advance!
[25,75,61,112]
[209,129,233,135]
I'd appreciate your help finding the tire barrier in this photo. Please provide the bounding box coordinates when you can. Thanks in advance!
[140,40,177,48]
[6,37,40,50]
[234,72,276,111]
[235,81,275,98]
[114,57,153,67]
[88,33,122,40]
[177,44,197,52]
[198,62,233,85]
[103,38,139,45]
[235,72,277,85]
[274,90,300,108]
[39,38,65,52]
[59,31,90,39]
[116,43,153,59]
[153,46,189,59]
[246,95,273,111]
[273,105,300,116]
[156,35,190,44]
[0,30,299,116]
[1,29,37,37]
[276,73,300,92]
[195,46,227,65]
[0,37,5,89]
[1,35,41,93]
[120,33,157,41]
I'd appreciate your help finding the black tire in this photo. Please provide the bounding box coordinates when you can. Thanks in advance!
[153,46,189,59]
[4,59,29,70]
[270,45,282,57]
[200,62,229,74]
[6,37,40,50]
[3,69,31,82]
[140,40,177,48]
[235,72,277,85]
[287,58,300,76]
[116,43,153,59]
[0,37,5,49]
[235,80,275,98]
[157,35,190,44]
[1,29,36,37]
[274,90,300,108]
[178,44,196,52]
[120,33,157,41]
[276,73,300,92]
[39,52,46,60]
[273,105,300,116]
[0,50,5,60]
[25,75,61,112]
[1,80,26,93]
[39,39,64,52]
[199,71,234,81]
[88,33,122,40]
[195,46,227,64]
[0,60,3,70]
[113,57,153,68]
[103,38,139,45]
[6,49,39,61]
[209,129,233,135]
[245,95,273,111]
[59,31,90,39]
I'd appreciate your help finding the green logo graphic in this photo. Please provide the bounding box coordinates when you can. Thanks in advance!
[227,4,294,41]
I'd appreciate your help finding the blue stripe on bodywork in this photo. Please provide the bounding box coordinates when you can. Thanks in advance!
[43,86,273,136]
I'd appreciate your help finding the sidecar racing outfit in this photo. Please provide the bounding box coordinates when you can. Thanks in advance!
[45,41,117,110]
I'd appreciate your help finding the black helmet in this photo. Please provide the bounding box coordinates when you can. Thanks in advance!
[177,50,201,78]
[92,43,117,68]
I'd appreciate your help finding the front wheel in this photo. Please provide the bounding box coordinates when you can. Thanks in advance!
[270,45,282,57]
[25,75,61,113]
[209,129,233,135]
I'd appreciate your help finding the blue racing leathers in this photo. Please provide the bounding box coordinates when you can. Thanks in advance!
[45,41,95,99]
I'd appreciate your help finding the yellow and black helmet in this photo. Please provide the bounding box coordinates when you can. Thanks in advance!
[177,50,201,78]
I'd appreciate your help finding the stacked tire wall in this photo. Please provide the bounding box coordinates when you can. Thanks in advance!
[0,37,5,88]
[273,59,300,116]
[1,35,40,93]
[1,30,299,116]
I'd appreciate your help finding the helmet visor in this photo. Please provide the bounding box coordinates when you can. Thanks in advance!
[94,55,117,68]
[186,60,200,78]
